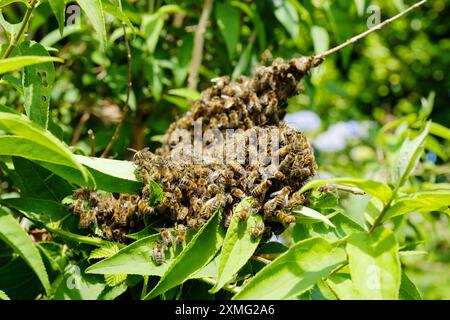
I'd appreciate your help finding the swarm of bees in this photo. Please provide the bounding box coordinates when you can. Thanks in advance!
[156,56,319,155]
[70,188,146,242]
[70,56,318,242]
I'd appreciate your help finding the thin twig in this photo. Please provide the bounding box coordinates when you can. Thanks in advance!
[70,111,90,146]
[88,129,96,156]
[187,0,214,89]
[314,0,427,60]
[251,255,273,265]
[200,277,239,294]
[101,0,132,158]
[335,184,366,195]
[2,0,38,59]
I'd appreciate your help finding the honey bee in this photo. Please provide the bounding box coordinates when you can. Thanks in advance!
[229,111,240,128]
[263,198,278,217]
[71,198,86,215]
[243,117,254,129]
[272,170,285,180]
[241,170,259,189]
[79,208,97,229]
[239,207,250,221]
[209,116,219,129]
[276,145,291,158]
[137,199,155,215]
[175,224,187,244]
[227,160,245,174]
[251,221,265,239]
[152,241,165,265]
[73,188,90,199]
[275,210,296,224]
[132,147,150,162]
[102,224,113,240]
[218,114,229,128]
[160,228,173,248]
[270,187,291,205]
[176,206,188,221]
[231,188,246,200]
[179,177,196,190]
[223,211,233,228]
[292,167,311,179]
[202,194,226,217]
[278,154,294,172]
[251,179,272,197]
[173,186,183,200]
[288,191,306,208]
[206,183,221,197]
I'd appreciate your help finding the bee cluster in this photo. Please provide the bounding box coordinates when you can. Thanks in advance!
[136,124,316,234]
[157,56,320,155]
[70,188,146,242]
[70,56,319,242]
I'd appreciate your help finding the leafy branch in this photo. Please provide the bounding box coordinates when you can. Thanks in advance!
[1,0,38,59]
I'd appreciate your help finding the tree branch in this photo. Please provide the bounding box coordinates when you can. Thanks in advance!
[314,0,427,61]
[2,0,38,59]
[187,0,214,89]
[101,0,132,158]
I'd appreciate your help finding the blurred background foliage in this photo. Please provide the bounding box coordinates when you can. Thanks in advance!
[0,0,449,299]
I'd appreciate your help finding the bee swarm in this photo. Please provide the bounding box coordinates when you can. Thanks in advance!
[70,56,319,242]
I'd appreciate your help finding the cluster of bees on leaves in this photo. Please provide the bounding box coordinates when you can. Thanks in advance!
[70,56,319,264]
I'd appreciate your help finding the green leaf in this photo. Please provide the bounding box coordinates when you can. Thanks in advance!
[391,122,431,188]
[0,207,51,295]
[48,0,66,36]
[326,270,360,299]
[310,25,329,55]
[0,111,88,183]
[399,271,422,300]
[74,155,142,193]
[233,237,346,300]
[104,273,127,287]
[89,243,121,261]
[384,190,450,220]
[0,197,70,224]
[76,0,107,50]
[274,0,299,39]
[12,158,73,201]
[430,121,450,141]
[101,1,137,34]
[18,41,57,128]
[141,13,164,54]
[0,289,10,300]
[292,206,335,227]
[346,227,401,299]
[299,178,393,205]
[293,212,365,243]
[211,198,262,293]
[0,0,26,9]
[354,0,366,16]
[86,235,174,276]
[215,2,240,59]
[54,263,106,300]
[230,1,266,51]
[167,88,201,101]
[145,212,225,299]
[0,55,63,75]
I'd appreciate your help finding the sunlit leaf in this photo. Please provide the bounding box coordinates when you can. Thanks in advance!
[346,227,401,299]
[0,56,63,75]
[0,207,51,295]
[76,0,107,50]
[211,198,262,293]
[145,212,225,299]
[233,237,346,300]
[215,2,240,59]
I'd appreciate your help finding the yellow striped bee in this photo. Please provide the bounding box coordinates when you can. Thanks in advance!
[152,241,165,265]
[160,228,173,248]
